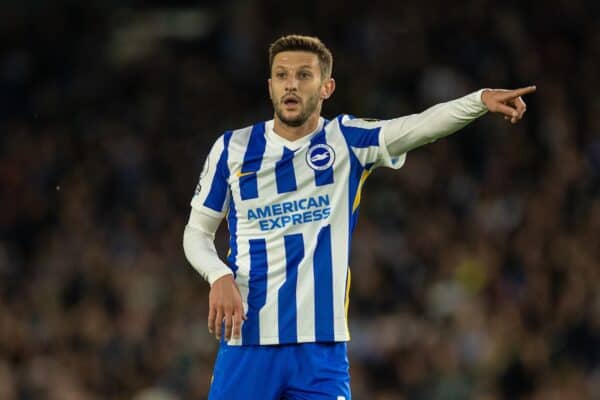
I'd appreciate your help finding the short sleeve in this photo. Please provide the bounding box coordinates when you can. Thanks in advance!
[190,133,231,218]
[337,115,406,171]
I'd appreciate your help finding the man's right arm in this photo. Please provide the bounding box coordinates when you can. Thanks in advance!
[183,208,245,341]
[184,131,245,341]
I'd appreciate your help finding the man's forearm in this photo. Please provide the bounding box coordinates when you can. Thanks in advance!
[383,89,489,156]
[183,209,232,285]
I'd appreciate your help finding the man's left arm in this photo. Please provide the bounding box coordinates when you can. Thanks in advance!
[382,86,537,156]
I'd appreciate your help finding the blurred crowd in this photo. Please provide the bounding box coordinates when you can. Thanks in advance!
[1,1,599,399]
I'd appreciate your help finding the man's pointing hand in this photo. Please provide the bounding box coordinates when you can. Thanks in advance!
[481,85,537,124]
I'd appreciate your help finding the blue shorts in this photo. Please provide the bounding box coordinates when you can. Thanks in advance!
[208,341,351,400]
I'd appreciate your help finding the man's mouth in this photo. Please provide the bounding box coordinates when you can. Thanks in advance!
[282,96,301,107]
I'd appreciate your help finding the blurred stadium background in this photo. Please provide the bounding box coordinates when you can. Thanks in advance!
[1,1,599,399]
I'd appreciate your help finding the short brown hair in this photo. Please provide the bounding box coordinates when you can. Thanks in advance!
[268,35,333,79]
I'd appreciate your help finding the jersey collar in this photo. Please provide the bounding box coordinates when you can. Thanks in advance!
[265,117,324,150]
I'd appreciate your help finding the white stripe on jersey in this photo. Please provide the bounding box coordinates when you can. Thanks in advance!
[258,235,284,343]
[295,236,316,342]
[325,119,353,340]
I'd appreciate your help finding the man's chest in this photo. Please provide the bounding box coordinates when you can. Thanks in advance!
[226,141,347,231]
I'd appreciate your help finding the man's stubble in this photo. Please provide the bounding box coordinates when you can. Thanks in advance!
[273,91,321,127]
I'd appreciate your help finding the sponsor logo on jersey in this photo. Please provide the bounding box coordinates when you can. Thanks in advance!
[306,144,335,170]
[247,195,331,231]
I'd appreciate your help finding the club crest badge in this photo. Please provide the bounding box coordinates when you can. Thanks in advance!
[306,144,335,171]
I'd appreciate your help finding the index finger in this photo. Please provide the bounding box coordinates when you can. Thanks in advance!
[501,85,537,100]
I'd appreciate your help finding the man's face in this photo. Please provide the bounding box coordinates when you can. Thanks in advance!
[269,51,333,127]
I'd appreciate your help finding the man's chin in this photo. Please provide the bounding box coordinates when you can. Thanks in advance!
[277,110,308,127]
[281,117,305,127]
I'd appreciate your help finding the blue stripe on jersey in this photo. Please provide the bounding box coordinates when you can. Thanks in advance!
[204,131,232,212]
[275,147,297,194]
[337,115,380,148]
[278,234,303,343]
[344,141,365,328]
[314,225,334,341]
[226,199,239,277]
[242,238,268,345]
[346,143,365,235]
[309,129,334,186]
[239,122,267,200]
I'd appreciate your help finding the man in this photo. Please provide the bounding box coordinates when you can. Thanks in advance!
[183,34,535,399]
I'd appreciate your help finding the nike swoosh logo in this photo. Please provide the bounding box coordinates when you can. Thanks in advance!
[237,171,255,177]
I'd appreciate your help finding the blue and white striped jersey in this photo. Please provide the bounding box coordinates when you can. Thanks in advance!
[191,115,405,346]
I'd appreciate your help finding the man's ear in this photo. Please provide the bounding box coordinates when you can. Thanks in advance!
[268,78,273,100]
[321,78,336,100]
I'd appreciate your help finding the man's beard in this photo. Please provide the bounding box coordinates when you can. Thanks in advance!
[273,92,320,127]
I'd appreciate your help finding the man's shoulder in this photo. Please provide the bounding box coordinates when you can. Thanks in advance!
[327,114,349,123]
[333,114,382,124]
[212,120,274,157]
[326,114,379,129]
[210,120,270,144]
[230,119,270,139]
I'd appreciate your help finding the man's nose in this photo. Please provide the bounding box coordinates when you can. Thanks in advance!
[284,76,299,91]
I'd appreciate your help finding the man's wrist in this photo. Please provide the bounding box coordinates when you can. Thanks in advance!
[208,270,234,286]
[479,88,492,109]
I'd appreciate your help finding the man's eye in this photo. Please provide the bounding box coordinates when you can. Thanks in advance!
[276,72,286,79]
[300,72,311,79]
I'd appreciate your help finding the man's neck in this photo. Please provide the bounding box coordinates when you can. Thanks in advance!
[272,113,321,142]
